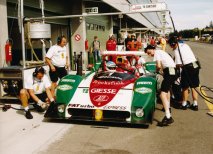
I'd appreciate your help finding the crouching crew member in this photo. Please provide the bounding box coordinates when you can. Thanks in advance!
[168,36,200,111]
[19,66,55,119]
[145,45,177,126]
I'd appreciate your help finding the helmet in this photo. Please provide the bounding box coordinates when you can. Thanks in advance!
[106,61,116,70]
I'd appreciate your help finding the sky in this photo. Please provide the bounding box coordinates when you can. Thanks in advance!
[163,0,213,31]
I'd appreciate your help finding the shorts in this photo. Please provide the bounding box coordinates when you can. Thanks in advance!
[161,68,177,93]
[29,92,47,103]
[181,64,200,89]
[49,66,67,82]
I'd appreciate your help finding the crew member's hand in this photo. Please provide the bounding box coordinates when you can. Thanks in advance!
[38,100,48,110]
[41,103,48,110]
[65,63,70,70]
[50,98,56,105]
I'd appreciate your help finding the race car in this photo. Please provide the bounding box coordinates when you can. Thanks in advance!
[45,51,157,126]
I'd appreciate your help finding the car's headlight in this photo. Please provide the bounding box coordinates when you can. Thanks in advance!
[135,108,144,117]
[58,105,65,113]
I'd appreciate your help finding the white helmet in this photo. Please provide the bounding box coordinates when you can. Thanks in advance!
[106,61,116,70]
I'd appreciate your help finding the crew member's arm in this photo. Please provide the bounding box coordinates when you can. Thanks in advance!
[65,56,69,69]
[45,87,54,103]
[156,60,162,72]
[45,57,56,72]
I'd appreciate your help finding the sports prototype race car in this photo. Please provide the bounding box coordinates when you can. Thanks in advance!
[45,51,157,127]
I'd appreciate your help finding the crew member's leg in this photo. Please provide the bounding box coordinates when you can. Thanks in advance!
[49,66,59,97]
[160,91,171,119]
[190,68,200,111]
[51,82,57,97]
[158,69,177,126]
[20,89,32,119]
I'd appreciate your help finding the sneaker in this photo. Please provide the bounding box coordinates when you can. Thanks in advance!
[25,110,33,119]
[180,101,190,110]
[190,104,198,111]
[158,116,174,127]
[33,104,45,112]
[180,105,187,110]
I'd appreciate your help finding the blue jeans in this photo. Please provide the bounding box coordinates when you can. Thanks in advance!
[93,49,100,63]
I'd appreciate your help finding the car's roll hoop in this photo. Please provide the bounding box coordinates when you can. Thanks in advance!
[101,51,146,56]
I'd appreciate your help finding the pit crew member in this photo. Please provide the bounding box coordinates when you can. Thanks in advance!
[45,35,69,96]
[168,36,200,111]
[145,45,177,126]
[19,66,55,119]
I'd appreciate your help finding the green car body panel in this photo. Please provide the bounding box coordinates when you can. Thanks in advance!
[131,77,157,123]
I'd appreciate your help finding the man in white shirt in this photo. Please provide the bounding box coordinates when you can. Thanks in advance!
[45,36,69,96]
[19,66,55,119]
[145,45,177,126]
[168,36,200,111]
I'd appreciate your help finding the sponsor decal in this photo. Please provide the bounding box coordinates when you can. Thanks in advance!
[97,76,122,80]
[68,104,126,111]
[68,104,95,108]
[137,81,152,85]
[90,78,133,107]
[91,88,117,94]
[92,80,125,86]
[93,95,109,102]
[61,79,75,83]
[57,84,72,91]
[135,87,152,94]
[146,63,156,66]
[103,105,127,110]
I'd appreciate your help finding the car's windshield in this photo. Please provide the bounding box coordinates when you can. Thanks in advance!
[94,71,135,81]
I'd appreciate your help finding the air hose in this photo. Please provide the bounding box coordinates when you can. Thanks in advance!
[0,104,24,112]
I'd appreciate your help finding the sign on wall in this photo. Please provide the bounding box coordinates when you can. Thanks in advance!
[74,34,81,41]
[85,7,98,14]
[130,3,167,12]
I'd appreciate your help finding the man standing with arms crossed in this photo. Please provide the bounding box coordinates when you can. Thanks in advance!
[45,36,69,96]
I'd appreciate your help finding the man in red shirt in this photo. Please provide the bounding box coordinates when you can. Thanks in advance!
[150,36,156,46]
[127,34,142,51]
[106,34,117,62]
[106,34,117,51]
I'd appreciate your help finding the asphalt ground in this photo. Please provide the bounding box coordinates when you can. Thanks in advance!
[0,41,213,154]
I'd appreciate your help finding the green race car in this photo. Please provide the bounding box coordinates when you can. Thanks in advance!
[45,51,157,127]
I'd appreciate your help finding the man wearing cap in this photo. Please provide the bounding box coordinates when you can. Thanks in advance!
[145,45,177,126]
[168,36,200,111]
